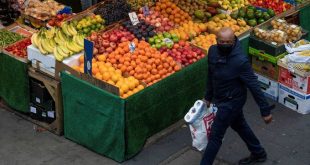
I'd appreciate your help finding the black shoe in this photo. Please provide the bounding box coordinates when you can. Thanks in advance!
[239,152,267,165]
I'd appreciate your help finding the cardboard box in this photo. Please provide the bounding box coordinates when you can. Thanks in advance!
[250,47,286,80]
[255,73,279,101]
[278,60,310,94]
[279,84,310,114]
[249,30,308,57]
[27,45,83,78]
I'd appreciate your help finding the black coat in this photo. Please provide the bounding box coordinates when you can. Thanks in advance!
[205,38,272,117]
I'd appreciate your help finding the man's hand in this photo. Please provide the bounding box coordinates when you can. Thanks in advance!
[263,114,273,124]
[202,99,211,108]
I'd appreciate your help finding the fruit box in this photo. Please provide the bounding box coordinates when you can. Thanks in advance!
[5,22,37,37]
[250,47,286,80]
[249,30,308,56]
[279,84,310,115]
[278,59,310,94]
[27,45,83,78]
[55,61,120,96]
[30,102,56,123]
[2,38,31,63]
[255,73,279,101]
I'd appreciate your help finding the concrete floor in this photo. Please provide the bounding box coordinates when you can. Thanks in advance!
[0,93,309,165]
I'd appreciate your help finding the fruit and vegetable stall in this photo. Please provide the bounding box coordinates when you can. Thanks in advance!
[0,0,309,163]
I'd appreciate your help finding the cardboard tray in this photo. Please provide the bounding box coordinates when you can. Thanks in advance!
[277,59,310,78]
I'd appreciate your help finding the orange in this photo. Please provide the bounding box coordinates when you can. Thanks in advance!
[79,55,84,64]
[92,67,99,75]
[107,80,115,85]
[97,55,106,62]
[111,75,119,83]
[102,72,111,81]
[121,84,129,93]
[174,65,181,71]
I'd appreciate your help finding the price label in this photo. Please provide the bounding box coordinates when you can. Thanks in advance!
[48,111,55,118]
[129,12,140,26]
[129,42,136,53]
[163,38,174,45]
[142,5,150,16]
[84,39,93,76]
[30,106,37,114]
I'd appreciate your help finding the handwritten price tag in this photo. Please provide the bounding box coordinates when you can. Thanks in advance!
[129,12,140,26]
[129,42,136,53]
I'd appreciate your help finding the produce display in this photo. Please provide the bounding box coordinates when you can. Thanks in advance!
[48,13,74,27]
[138,9,175,33]
[24,0,65,21]
[4,38,32,58]
[171,0,212,22]
[160,40,206,66]
[0,29,24,48]
[249,0,292,14]
[105,40,181,86]
[230,6,275,26]
[94,0,131,26]
[207,14,251,36]
[122,20,156,40]
[217,0,249,11]
[88,26,135,55]
[169,21,208,40]
[148,32,180,49]
[191,34,217,50]
[73,55,145,98]
[152,0,192,26]
[127,0,155,11]
[271,19,302,42]
[75,15,105,36]
[253,28,287,44]
[31,25,84,61]
[0,0,21,26]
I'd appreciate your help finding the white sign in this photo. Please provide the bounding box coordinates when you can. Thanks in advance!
[129,12,140,26]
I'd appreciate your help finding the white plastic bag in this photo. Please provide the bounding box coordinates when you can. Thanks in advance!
[184,100,217,151]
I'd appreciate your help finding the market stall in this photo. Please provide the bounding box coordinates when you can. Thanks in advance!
[0,0,309,163]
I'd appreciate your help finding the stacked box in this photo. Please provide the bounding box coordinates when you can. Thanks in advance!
[255,73,279,101]
[277,60,310,114]
[29,78,56,123]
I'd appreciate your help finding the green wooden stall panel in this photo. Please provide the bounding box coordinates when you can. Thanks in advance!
[0,53,29,112]
[61,72,126,162]
[61,57,208,162]
[125,57,208,159]
[300,4,310,41]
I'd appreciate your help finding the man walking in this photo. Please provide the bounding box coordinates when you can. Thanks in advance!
[201,27,274,165]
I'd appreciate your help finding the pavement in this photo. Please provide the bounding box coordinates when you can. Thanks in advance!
[0,93,309,165]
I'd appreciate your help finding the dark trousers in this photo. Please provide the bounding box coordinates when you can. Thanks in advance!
[200,104,265,165]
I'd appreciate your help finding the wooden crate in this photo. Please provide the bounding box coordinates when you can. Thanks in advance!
[28,67,64,135]
[0,67,63,135]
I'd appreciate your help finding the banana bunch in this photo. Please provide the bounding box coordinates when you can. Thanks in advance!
[30,22,85,61]
[61,22,77,37]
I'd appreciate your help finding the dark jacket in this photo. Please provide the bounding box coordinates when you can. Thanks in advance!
[205,38,272,117]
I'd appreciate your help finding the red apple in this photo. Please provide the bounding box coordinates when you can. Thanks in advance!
[102,40,110,48]
[102,33,109,40]
[110,42,117,49]
[109,34,118,42]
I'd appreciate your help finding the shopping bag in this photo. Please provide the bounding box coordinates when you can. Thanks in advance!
[184,100,217,151]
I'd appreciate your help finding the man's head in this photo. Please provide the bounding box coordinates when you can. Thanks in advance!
[216,27,236,54]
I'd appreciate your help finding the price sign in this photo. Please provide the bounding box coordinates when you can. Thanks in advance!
[129,12,140,26]
[142,5,150,16]
[84,39,93,76]
[163,38,174,45]
[129,42,136,53]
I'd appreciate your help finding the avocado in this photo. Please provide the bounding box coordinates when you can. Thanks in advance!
[248,19,257,26]
[258,18,265,24]
[231,10,239,19]
[238,10,246,18]
[263,12,271,20]
[267,9,275,17]
[194,10,205,20]
[255,10,263,18]
[247,6,256,12]
[247,9,255,19]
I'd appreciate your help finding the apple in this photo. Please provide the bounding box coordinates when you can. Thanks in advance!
[102,40,110,48]
[109,34,118,42]
[106,47,113,53]
[120,37,128,42]
[110,42,117,49]
[102,33,109,40]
